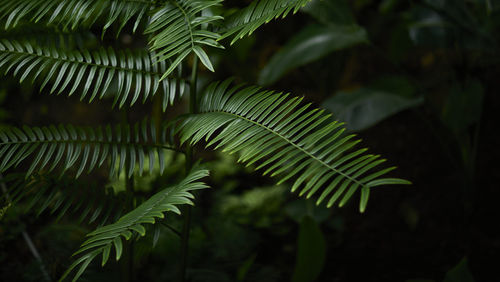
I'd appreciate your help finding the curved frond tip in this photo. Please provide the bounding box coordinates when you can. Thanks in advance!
[60,168,209,282]
[0,119,177,179]
[220,0,312,45]
[145,0,224,79]
[178,80,411,212]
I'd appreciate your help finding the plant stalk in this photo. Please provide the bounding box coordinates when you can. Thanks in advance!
[179,55,199,282]
[122,108,136,282]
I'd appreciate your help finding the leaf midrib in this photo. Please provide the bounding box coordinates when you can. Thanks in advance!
[171,0,195,50]
[206,110,367,188]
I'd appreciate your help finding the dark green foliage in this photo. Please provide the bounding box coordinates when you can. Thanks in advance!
[291,216,325,282]
[0,0,151,35]
[258,24,368,86]
[61,168,209,282]
[0,120,175,178]
[221,0,311,44]
[145,0,224,78]
[0,0,415,281]
[0,40,184,109]
[178,80,410,212]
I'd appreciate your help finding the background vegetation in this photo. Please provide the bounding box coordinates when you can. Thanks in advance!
[1,0,499,281]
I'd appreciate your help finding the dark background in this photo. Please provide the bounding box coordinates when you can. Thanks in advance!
[1,0,499,281]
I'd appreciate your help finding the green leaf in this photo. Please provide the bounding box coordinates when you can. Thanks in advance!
[258,24,368,85]
[359,186,370,213]
[292,216,326,282]
[193,46,215,72]
[113,237,123,260]
[62,168,210,281]
[0,40,185,109]
[145,0,223,78]
[0,120,177,178]
[179,80,410,210]
[220,0,312,45]
[0,0,150,36]
[322,76,423,131]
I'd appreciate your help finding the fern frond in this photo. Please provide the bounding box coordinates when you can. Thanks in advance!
[0,39,185,109]
[220,0,312,45]
[177,80,410,212]
[145,0,224,79]
[0,0,152,36]
[60,168,209,282]
[0,119,177,179]
[1,173,124,225]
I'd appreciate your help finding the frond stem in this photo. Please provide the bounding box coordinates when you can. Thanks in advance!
[179,54,198,282]
[171,0,195,50]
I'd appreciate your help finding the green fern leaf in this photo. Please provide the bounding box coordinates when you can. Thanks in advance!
[0,0,152,35]
[0,39,185,109]
[145,0,224,79]
[220,0,312,45]
[177,80,411,212]
[0,119,178,179]
[60,167,209,282]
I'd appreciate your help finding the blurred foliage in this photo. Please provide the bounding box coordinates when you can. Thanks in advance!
[322,75,423,131]
[291,216,326,282]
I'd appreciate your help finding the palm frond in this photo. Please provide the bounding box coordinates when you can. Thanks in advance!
[1,173,125,225]
[220,0,312,44]
[60,167,209,282]
[0,119,177,179]
[145,0,224,79]
[0,39,186,109]
[177,80,410,212]
[0,0,152,36]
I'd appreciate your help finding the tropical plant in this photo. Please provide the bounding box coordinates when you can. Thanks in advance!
[0,0,411,281]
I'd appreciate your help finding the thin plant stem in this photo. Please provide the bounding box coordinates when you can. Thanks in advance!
[179,55,199,282]
[161,221,181,237]
[122,108,136,282]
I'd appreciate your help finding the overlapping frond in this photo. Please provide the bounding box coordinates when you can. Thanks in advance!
[0,40,186,109]
[1,173,124,225]
[61,168,209,282]
[220,0,312,44]
[0,0,152,35]
[0,119,176,179]
[145,0,224,79]
[178,80,410,212]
